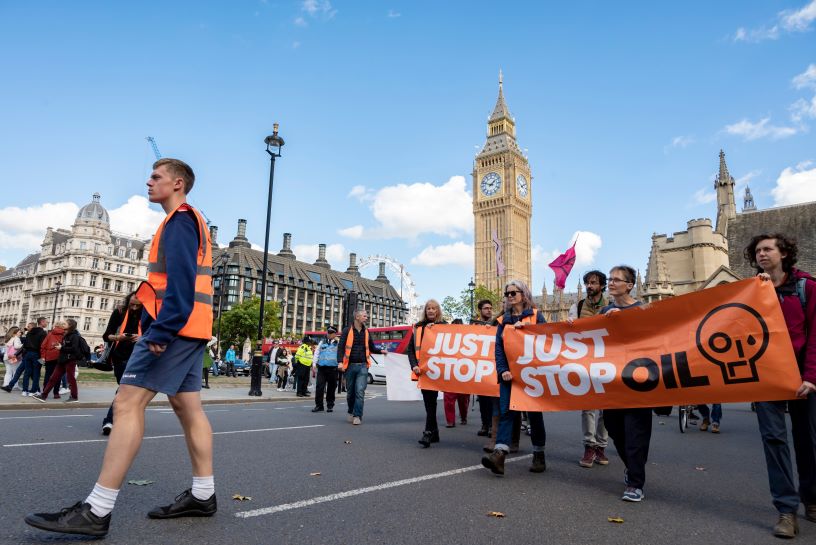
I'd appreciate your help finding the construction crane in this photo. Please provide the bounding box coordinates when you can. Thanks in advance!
[146,136,162,160]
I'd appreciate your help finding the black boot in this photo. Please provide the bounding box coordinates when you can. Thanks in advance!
[477,424,490,437]
[418,431,434,448]
[428,430,440,443]
[530,451,546,473]
[481,449,506,475]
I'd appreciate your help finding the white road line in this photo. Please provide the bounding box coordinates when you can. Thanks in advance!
[242,408,266,411]
[0,414,93,421]
[3,424,324,448]
[235,454,532,518]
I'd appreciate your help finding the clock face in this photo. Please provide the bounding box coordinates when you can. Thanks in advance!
[480,172,502,196]
[516,174,529,198]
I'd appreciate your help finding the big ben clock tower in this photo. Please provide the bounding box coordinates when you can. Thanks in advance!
[473,72,532,293]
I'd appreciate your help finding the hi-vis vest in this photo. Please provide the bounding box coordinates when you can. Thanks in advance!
[496,308,541,326]
[411,324,427,381]
[112,306,143,350]
[340,327,370,370]
[136,203,213,340]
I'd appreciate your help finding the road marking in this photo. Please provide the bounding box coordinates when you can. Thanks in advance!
[243,408,266,411]
[0,414,93,421]
[235,455,532,518]
[3,424,324,448]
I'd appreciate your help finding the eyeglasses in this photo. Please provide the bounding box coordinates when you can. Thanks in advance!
[608,278,631,284]
[504,290,520,297]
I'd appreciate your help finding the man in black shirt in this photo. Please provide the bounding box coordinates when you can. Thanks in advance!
[17,318,48,395]
[336,310,386,425]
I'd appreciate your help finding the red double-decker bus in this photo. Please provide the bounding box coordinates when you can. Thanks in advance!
[301,325,413,354]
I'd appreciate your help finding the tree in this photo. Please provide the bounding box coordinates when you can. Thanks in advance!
[217,297,280,353]
[440,284,503,322]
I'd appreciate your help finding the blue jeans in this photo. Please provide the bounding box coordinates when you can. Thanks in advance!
[495,380,545,452]
[756,396,816,514]
[211,360,219,376]
[345,363,368,418]
[697,404,722,423]
[22,353,41,393]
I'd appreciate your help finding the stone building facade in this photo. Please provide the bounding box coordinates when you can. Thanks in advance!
[0,194,149,346]
[212,220,407,336]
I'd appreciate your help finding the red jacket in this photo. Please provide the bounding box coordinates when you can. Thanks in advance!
[776,268,816,384]
[40,327,65,362]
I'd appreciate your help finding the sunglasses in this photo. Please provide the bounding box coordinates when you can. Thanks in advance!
[504,290,520,297]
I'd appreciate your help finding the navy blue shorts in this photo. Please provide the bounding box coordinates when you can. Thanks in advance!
[120,337,206,396]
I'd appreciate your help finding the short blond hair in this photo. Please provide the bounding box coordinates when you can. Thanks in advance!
[154,158,195,194]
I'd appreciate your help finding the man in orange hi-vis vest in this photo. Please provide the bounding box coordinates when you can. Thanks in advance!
[337,308,387,425]
[25,159,216,538]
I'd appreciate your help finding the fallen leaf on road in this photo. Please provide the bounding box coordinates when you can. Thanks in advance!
[695,466,706,471]
[232,494,252,501]
[487,512,505,518]
[127,480,154,486]
[608,517,624,524]
[344,440,352,444]
[658,421,665,425]
[310,472,321,476]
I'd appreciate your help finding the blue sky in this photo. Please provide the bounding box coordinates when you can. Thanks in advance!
[1,1,815,306]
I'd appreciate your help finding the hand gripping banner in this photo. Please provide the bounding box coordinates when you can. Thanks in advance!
[502,278,801,411]
[417,324,500,396]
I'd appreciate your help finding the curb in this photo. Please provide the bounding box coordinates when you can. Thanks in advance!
[0,395,310,411]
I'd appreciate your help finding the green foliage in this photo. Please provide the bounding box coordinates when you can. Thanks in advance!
[216,297,280,351]
[440,284,503,322]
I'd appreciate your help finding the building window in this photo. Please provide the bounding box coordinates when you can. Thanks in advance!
[83,317,92,331]
[97,318,106,330]
[118,247,125,257]
[130,250,137,260]
[89,274,98,287]
[80,241,87,250]
[95,243,100,253]
[127,266,135,275]
[104,262,111,271]
[100,297,109,310]
[102,278,111,290]
[127,282,134,292]
[69,295,81,307]
[92,258,99,269]
[116,264,123,273]
[86,296,95,309]
[114,280,123,292]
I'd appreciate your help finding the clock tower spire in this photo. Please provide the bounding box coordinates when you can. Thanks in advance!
[472,73,533,294]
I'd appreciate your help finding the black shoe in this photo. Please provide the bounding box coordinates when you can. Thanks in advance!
[147,489,217,519]
[312,407,324,412]
[1,386,11,393]
[477,426,490,437]
[203,385,210,389]
[530,451,547,473]
[102,423,112,436]
[25,501,110,537]
[428,430,440,443]
[418,431,434,448]
[327,407,334,413]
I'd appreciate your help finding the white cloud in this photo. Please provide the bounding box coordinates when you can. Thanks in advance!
[410,242,472,267]
[347,185,374,201]
[734,0,816,42]
[671,135,694,148]
[292,41,301,49]
[569,231,602,267]
[301,0,336,19]
[791,95,816,122]
[693,170,760,206]
[693,188,717,205]
[346,176,472,240]
[793,64,816,90]
[107,196,165,239]
[724,117,799,140]
[292,243,347,268]
[387,9,401,18]
[338,225,364,239]
[771,161,816,205]
[531,245,559,267]
[293,16,307,27]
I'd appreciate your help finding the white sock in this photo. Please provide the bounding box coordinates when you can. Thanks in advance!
[191,475,214,501]
[85,483,119,518]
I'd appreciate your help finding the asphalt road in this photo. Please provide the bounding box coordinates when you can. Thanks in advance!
[0,387,808,545]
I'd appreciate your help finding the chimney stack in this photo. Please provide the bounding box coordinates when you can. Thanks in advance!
[228,219,251,248]
[346,252,360,276]
[314,243,330,269]
[277,232,295,259]
[209,225,218,245]
[376,261,389,284]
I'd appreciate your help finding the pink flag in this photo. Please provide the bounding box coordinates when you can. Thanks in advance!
[548,242,576,290]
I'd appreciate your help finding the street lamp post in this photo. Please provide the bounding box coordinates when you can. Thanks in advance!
[51,280,62,325]
[215,253,230,361]
[250,123,284,397]
[279,299,288,337]
[468,278,475,323]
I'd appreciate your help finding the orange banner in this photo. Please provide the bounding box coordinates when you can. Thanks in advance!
[417,324,500,396]
[503,278,801,411]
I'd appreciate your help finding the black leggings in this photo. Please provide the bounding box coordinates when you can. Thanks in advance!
[421,389,439,433]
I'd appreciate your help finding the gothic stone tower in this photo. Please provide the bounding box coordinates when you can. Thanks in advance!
[473,72,533,293]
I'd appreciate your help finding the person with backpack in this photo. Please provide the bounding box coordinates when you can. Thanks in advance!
[33,318,88,403]
[481,280,547,475]
[745,233,816,539]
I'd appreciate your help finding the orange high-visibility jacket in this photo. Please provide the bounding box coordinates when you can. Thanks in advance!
[496,308,540,326]
[340,326,370,370]
[136,203,213,340]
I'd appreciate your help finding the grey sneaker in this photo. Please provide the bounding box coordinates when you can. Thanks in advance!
[352,416,361,425]
[64,397,79,403]
[31,393,47,403]
[622,487,644,502]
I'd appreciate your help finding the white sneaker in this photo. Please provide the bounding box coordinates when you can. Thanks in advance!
[59,388,70,395]
[21,391,29,397]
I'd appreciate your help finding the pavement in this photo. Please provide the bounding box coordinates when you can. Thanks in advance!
[0,378,308,410]
[0,394,806,545]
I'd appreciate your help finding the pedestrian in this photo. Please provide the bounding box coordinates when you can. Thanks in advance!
[408,299,447,447]
[293,338,314,397]
[443,318,470,427]
[224,344,236,377]
[33,317,88,403]
[568,270,611,468]
[98,293,143,434]
[1,327,23,391]
[481,280,547,475]
[267,344,279,384]
[40,322,67,399]
[21,318,48,396]
[274,347,289,391]
[312,327,339,412]
[597,265,649,503]
[697,404,722,433]
[24,158,217,537]
[471,299,496,438]
[337,309,387,425]
[206,338,220,377]
[745,233,816,538]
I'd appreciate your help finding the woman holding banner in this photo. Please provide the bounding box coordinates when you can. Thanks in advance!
[599,265,649,503]
[408,299,447,448]
[481,280,547,475]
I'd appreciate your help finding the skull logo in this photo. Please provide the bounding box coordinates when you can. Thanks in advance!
[695,303,769,384]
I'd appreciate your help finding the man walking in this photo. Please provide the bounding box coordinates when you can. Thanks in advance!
[337,309,386,425]
[746,233,816,539]
[471,300,496,437]
[568,271,610,468]
[2,319,47,395]
[312,326,339,412]
[293,338,314,397]
[25,158,216,538]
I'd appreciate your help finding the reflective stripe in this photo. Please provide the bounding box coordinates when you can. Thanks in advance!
[153,290,212,305]
[149,263,212,275]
